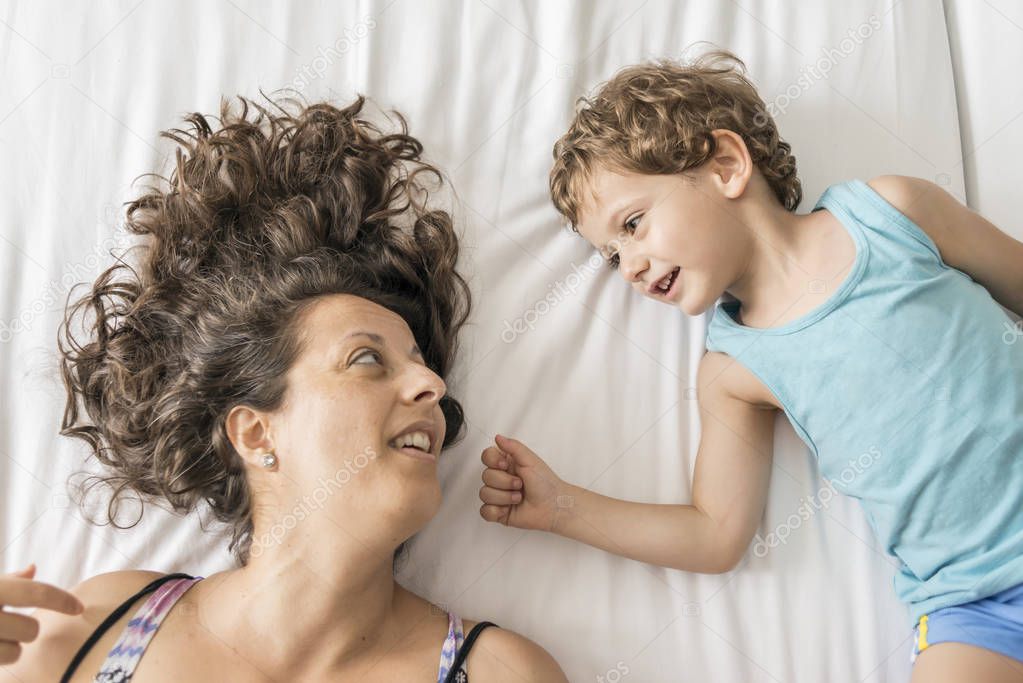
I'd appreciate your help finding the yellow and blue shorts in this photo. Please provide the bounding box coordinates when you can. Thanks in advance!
[910,582,1023,666]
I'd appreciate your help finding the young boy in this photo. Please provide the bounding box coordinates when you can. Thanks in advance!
[479,49,1023,681]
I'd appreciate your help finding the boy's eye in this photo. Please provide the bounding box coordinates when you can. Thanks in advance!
[606,252,620,270]
[624,214,643,232]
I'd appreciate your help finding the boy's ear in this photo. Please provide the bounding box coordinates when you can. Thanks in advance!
[706,129,753,199]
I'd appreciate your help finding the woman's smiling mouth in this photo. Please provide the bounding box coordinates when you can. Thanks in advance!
[388,427,438,463]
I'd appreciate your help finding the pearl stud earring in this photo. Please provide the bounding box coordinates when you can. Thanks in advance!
[261,452,277,469]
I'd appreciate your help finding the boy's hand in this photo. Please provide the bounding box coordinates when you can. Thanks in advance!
[0,563,83,664]
[479,434,565,532]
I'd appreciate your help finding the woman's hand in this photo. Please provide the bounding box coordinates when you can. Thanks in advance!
[479,434,567,532]
[0,564,83,664]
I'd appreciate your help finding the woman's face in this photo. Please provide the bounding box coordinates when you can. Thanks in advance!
[267,294,449,546]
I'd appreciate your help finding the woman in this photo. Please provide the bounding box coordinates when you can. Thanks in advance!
[3,96,567,681]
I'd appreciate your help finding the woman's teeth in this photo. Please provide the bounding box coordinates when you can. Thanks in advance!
[390,431,432,452]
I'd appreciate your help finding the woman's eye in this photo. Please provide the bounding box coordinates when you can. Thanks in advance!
[351,349,383,366]
[625,214,643,232]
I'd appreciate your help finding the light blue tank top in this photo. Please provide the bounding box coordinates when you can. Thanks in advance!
[705,178,1023,627]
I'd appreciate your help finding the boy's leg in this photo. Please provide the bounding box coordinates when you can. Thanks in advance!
[911,642,1023,683]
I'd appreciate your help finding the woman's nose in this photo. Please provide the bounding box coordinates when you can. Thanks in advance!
[406,363,447,405]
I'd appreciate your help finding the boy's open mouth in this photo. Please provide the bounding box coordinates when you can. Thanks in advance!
[650,267,681,298]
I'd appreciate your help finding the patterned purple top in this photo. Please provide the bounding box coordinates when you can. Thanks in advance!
[90,576,469,682]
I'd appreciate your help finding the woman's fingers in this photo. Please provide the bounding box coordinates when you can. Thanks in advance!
[479,485,522,506]
[0,610,40,643]
[481,467,522,491]
[0,567,82,668]
[0,578,83,615]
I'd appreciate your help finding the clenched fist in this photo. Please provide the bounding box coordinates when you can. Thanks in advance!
[479,434,566,532]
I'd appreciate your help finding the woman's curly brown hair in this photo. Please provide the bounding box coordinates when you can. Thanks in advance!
[550,48,802,228]
[58,95,471,566]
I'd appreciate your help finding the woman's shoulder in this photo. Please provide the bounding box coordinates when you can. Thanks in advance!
[69,568,169,600]
[2,569,167,683]
[459,617,568,682]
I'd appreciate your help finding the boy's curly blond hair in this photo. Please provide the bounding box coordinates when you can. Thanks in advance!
[550,48,801,229]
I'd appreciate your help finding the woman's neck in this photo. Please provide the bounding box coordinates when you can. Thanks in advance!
[191,530,418,678]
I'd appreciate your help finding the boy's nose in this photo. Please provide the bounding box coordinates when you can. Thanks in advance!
[620,254,649,284]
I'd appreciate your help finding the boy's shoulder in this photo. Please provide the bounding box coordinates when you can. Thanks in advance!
[700,350,781,410]
[864,174,968,258]
[865,175,945,232]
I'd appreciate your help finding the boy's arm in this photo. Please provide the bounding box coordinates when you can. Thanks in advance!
[479,351,777,574]
[868,175,1023,318]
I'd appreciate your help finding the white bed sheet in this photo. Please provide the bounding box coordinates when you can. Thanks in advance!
[0,2,977,681]
[943,0,1023,241]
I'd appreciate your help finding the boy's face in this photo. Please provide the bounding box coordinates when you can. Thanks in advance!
[576,165,743,317]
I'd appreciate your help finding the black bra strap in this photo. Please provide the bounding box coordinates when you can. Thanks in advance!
[59,572,195,683]
[443,621,498,683]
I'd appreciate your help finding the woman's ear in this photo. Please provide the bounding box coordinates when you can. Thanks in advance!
[225,404,275,468]
[706,129,754,199]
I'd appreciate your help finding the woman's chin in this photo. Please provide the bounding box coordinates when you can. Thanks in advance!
[393,478,444,521]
